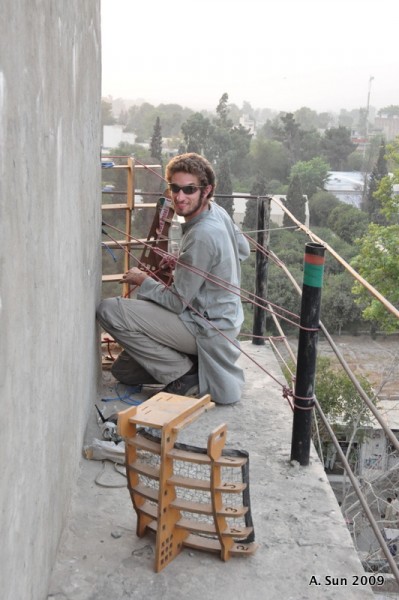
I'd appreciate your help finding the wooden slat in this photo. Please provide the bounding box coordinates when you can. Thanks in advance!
[166,447,246,467]
[166,448,211,465]
[215,481,247,493]
[183,534,221,553]
[127,435,161,455]
[168,474,210,491]
[171,497,248,518]
[102,274,124,282]
[168,474,246,493]
[229,542,258,556]
[102,203,130,210]
[128,461,160,480]
[131,483,159,502]
[172,403,215,432]
[137,501,158,519]
[127,393,212,429]
[102,240,145,248]
[175,518,253,539]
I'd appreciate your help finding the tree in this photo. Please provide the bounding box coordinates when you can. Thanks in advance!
[250,138,290,184]
[352,138,399,332]
[308,191,340,227]
[315,357,374,427]
[321,273,363,335]
[181,112,214,155]
[290,157,330,198]
[294,106,319,131]
[321,126,357,170]
[124,102,194,140]
[327,204,368,244]
[150,116,163,165]
[101,99,116,126]
[227,124,252,177]
[283,174,305,227]
[215,92,233,129]
[363,141,388,222]
[352,223,399,332]
[378,105,399,118]
[271,112,302,165]
[215,156,234,217]
[313,356,375,488]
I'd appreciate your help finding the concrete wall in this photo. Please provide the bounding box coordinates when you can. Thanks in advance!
[0,3,101,599]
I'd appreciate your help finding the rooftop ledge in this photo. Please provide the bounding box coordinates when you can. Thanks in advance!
[48,341,376,600]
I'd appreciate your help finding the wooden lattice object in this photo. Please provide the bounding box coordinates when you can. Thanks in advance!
[117,392,257,572]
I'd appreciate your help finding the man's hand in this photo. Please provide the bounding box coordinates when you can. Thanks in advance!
[120,267,149,287]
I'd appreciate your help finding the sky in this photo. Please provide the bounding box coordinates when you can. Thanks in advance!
[101,0,398,115]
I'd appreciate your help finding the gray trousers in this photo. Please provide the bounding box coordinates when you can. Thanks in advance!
[97,297,197,385]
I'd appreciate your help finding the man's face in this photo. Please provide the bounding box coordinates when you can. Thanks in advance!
[169,172,211,221]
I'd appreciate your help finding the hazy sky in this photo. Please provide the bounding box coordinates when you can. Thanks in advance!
[101,0,398,114]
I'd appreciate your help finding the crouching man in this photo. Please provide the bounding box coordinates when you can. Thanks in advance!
[97,152,250,404]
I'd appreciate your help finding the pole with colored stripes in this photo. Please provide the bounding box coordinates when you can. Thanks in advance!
[290,243,325,466]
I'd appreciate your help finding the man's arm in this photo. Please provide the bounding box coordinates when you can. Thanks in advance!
[129,237,215,314]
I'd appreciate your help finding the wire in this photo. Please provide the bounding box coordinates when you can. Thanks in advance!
[101,382,145,406]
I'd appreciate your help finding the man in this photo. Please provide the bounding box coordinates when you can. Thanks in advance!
[97,153,250,404]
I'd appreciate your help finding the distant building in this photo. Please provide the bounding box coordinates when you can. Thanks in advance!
[324,171,365,208]
[102,125,136,149]
[232,194,310,229]
[374,116,399,141]
[239,114,256,135]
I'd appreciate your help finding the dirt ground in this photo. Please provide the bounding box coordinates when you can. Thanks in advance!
[315,333,399,400]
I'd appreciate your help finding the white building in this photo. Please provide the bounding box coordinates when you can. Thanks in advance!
[102,124,136,149]
[324,171,365,208]
[232,194,310,230]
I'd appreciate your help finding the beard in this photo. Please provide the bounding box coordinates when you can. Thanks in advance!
[175,190,208,218]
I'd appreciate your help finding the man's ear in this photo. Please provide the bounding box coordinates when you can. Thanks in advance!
[204,184,213,199]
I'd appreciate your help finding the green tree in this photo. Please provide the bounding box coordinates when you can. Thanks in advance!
[271,112,302,165]
[228,124,253,179]
[294,107,318,130]
[215,156,234,217]
[290,157,330,198]
[283,174,305,227]
[363,140,388,222]
[150,116,163,165]
[308,191,341,227]
[181,112,214,155]
[125,102,194,139]
[327,204,368,244]
[321,273,363,335]
[250,138,290,184]
[215,92,233,129]
[352,137,399,333]
[101,99,116,126]
[378,105,399,118]
[314,356,374,437]
[321,126,357,170]
[352,223,399,332]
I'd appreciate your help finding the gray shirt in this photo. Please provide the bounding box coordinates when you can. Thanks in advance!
[138,202,250,404]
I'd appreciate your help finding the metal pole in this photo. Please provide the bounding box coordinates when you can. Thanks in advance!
[252,197,271,345]
[290,243,325,465]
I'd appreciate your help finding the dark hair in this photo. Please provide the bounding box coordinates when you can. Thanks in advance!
[165,153,216,200]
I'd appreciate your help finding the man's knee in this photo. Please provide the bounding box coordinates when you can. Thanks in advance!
[96,297,119,327]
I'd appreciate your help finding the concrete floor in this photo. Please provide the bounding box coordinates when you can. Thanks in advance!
[48,341,378,600]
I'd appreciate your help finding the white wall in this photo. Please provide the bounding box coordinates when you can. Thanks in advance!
[0,3,101,599]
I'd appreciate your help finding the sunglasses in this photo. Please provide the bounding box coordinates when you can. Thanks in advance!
[168,183,204,195]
